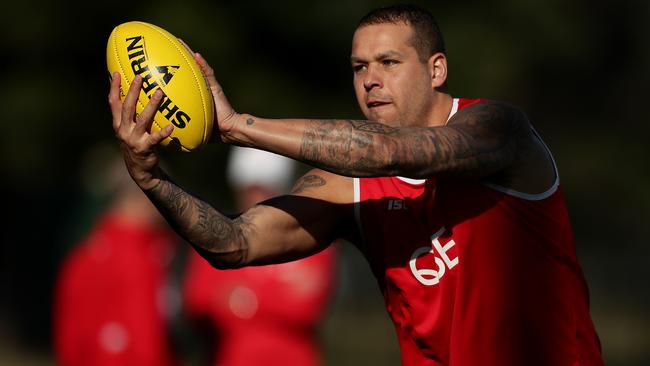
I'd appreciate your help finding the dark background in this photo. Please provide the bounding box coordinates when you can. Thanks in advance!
[1,0,648,365]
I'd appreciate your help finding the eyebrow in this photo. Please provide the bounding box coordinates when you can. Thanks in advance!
[351,50,403,64]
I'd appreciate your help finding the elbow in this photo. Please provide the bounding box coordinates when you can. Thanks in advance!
[191,237,250,270]
[203,246,249,270]
[191,215,251,269]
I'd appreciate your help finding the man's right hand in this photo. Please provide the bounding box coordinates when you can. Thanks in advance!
[108,73,171,190]
[191,52,246,143]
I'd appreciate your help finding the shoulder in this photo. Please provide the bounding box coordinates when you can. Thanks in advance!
[454,100,557,193]
[447,99,533,149]
[450,99,529,128]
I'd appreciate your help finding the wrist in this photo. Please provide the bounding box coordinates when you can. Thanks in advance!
[139,176,162,191]
[220,113,252,145]
[131,167,166,191]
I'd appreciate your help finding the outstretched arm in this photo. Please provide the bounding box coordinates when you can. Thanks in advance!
[194,53,532,181]
[222,101,529,179]
[145,170,351,268]
[109,73,353,268]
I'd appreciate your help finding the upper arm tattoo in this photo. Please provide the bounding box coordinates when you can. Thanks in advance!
[297,101,527,178]
[291,174,327,194]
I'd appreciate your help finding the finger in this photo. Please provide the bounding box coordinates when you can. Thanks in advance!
[108,72,123,131]
[148,124,174,146]
[120,75,143,133]
[134,88,164,134]
[194,52,218,86]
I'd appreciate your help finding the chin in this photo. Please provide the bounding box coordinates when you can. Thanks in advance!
[378,116,401,127]
[368,112,397,125]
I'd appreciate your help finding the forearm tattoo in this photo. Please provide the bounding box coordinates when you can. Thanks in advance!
[297,101,525,178]
[145,178,250,268]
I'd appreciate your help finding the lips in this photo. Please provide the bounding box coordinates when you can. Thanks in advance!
[367,100,391,108]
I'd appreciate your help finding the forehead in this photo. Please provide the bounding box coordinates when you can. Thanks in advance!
[351,22,415,58]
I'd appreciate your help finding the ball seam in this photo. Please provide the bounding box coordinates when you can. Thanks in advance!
[112,24,164,136]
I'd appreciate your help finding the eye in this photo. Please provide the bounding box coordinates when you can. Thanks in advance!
[352,64,367,73]
[382,59,398,66]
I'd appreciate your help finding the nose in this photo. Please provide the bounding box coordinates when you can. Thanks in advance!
[363,65,382,92]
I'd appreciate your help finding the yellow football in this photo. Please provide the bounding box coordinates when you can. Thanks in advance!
[106,21,213,152]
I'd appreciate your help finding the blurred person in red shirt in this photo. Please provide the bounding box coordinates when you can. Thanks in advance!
[183,146,337,366]
[53,147,180,366]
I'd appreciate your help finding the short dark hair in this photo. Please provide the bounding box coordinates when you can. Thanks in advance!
[357,4,446,63]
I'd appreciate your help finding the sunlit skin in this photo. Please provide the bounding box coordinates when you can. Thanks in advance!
[102,16,586,364]
[108,18,555,270]
[351,22,452,127]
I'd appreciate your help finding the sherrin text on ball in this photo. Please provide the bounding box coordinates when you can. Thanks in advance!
[106,21,213,152]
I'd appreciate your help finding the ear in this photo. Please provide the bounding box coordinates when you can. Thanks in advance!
[428,52,448,89]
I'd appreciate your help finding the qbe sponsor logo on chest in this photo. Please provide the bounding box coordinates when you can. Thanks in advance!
[409,227,458,286]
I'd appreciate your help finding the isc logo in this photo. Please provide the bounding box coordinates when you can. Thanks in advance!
[409,227,458,286]
[387,199,407,210]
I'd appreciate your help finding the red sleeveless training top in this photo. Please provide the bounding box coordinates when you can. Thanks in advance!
[353,98,603,366]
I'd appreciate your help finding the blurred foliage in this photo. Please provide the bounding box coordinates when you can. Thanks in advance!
[0,0,649,365]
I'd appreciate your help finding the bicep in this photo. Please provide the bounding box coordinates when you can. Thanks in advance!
[239,171,353,266]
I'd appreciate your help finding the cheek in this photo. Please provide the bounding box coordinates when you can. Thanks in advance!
[353,80,368,111]
[407,71,431,98]
[396,73,432,120]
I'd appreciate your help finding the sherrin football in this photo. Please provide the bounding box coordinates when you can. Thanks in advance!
[107,21,213,152]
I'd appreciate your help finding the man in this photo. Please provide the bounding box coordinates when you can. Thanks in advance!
[183,146,336,366]
[109,4,604,365]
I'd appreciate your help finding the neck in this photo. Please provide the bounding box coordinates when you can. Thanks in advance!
[427,92,453,127]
